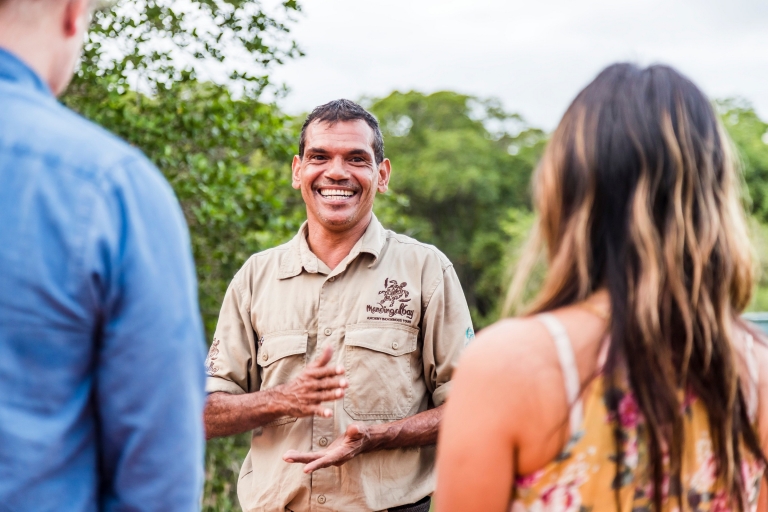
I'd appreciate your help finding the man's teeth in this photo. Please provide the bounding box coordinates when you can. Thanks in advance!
[319,189,354,198]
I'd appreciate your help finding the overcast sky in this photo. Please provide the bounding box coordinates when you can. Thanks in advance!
[267,0,768,130]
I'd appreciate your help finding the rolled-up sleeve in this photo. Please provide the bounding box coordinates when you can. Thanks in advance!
[205,270,259,395]
[421,265,474,407]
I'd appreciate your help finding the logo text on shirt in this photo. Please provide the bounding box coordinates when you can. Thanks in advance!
[366,278,415,323]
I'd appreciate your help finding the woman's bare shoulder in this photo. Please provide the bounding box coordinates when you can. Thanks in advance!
[456,317,558,389]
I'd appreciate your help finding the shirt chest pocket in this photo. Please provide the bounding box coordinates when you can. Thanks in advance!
[256,331,308,427]
[343,324,418,421]
[257,330,308,391]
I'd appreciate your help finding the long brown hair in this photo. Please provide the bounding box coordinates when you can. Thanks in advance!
[508,63,764,508]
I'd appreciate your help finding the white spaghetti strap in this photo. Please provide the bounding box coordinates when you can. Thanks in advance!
[538,313,584,435]
[745,333,759,423]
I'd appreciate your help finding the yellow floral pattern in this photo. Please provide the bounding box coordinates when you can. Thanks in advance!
[511,376,763,512]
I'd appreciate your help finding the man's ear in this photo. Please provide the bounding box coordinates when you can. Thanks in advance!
[63,0,91,38]
[291,155,302,190]
[377,158,391,193]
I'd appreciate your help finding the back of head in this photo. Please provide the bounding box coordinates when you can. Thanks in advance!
[513,63,762,508]
[0,0,95,95]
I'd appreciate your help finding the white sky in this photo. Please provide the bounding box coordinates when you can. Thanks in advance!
[268,0,768,130]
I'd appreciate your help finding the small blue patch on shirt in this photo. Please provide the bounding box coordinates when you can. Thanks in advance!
[465,327,475,344]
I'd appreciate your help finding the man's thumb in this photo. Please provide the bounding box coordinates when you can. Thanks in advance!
[312,345,333,367]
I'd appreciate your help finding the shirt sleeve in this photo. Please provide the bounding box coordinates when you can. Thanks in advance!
[421,264,474,407]
[205,269,260,395]
[89,154,206,512]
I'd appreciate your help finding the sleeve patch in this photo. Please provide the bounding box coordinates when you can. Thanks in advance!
[205,338,220,376]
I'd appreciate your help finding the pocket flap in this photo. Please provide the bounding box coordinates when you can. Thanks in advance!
[257,331,308,367]
[345,324,418,356]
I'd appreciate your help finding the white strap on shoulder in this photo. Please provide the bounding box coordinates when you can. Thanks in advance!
[538,313,584,435]
[745,333,759,423]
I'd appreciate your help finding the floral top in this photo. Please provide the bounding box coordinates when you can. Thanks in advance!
[511,315,764,512]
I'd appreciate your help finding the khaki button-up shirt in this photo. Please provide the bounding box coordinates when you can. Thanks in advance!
[205,215,474,512]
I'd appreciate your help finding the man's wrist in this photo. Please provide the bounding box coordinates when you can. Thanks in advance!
[360,422,395,453]
[258,387,294,418]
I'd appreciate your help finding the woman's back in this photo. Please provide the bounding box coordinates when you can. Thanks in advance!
[435,63,768,511]
[512,312,764,511]
[436,299,768,511]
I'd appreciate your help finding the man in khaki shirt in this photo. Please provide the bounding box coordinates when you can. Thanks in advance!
[204,99,474,512]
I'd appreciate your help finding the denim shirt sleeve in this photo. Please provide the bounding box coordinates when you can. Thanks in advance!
[88,154,206,511]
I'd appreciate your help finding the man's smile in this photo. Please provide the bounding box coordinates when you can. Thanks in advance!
[316,187,358,201]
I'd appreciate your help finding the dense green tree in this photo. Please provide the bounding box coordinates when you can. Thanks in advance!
[57,3,768,507]
[63,2,306,510]
[368,91,546,326]
[718,99,768,221]
[717,100,768,310]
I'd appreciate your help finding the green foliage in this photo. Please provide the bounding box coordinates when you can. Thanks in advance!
[203,433,251,511]
[368,91,546,326]
[59,2,768,507]
[718,99,768,221]
[81,0,302,94]
[63,2,305,510]
[66,82,304,334]
[715,100,768,311]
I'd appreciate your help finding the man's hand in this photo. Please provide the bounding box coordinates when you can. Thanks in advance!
[273,345,347,419]
[204,345,347,439]
[280,406,444,472]
[283,423,370,473]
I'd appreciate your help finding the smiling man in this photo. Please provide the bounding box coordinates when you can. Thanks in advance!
[203,100,473,512]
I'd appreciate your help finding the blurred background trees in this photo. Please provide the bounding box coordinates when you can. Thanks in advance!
[63,2,306,509]
[61,1,768,509]
[718,99,768,309]
[367,91,545,325]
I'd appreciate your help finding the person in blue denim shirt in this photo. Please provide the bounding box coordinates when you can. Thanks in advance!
[0,1,206,511]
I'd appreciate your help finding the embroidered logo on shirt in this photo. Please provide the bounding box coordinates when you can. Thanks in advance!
[465,327,475,345]
[366,278,415,323]
[205,338,220,376]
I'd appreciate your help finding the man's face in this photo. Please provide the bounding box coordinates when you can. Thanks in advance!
[292,119,391,234]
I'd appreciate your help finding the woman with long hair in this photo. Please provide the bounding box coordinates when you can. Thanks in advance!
[435,63,768,511]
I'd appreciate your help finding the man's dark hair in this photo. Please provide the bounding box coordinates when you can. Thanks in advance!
[299,99,385,165]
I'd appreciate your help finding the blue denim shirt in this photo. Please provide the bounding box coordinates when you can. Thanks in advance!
[0,48,206,511]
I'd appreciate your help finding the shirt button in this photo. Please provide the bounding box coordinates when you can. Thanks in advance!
[319,436,329,447]
[328,276,336,282]
[261,351,268,361]
[392,342,399,350]
[317,495,327,504]
[324,328,332,336]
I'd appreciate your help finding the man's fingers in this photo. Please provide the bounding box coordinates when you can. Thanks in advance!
[303,456,337,474]
[313,389,345,402]
[283,449,322,464]
[303,365,344,380]
[310,345,333,368]
[282,450,337,474]
[311,405,333,418]
[345,423,364,439]
[314,377,348,391]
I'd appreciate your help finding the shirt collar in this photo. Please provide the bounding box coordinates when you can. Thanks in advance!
[0,47,53,97]
[278,213,388,280]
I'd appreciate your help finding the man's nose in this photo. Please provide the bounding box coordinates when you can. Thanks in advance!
[324,156,349,179]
